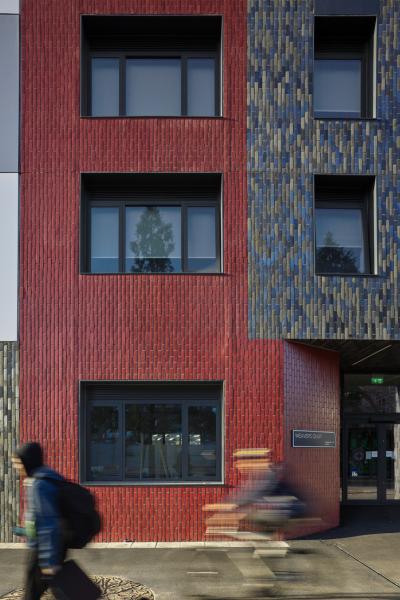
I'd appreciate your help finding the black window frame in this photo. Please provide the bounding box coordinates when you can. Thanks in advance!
[81,173,222,275]
[88,51,220,117]
[79,382,223,485]
[314,16,376,119]
[81,15,222,118]
[314,175,375,276]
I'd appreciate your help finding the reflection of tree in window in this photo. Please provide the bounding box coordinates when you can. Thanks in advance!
[90,407,118,442]
[317,230,359,273]
[344,386,400,414]
[189,406,216,478]
[130,207,175,273]
[125,404,182,479]
[344,387,377,413]
[90,406,120,478]
[189,406,216,445]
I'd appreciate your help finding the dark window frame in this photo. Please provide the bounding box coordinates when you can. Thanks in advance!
[88,50,220,117]
[79,382,223,485]
[81,174,222,275]
[81,15,222,117]
[314,16,375,119]
[314,175,375,276]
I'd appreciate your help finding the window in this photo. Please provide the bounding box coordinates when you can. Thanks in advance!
[82,16,221,117]
[80,383,222,483]
[343,374,400,415]
[82,174,221,274]
[315,175,375,275]
[314,17,375,118]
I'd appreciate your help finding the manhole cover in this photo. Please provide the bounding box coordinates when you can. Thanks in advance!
[0,575,154,600]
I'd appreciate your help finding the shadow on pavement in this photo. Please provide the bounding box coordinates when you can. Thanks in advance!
[299,506,400,540]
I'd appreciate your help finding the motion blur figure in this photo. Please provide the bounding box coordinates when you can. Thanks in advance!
[12,442,66,600]
[205,448,306,536]
[200,449,308,598]
[12,443,102,600]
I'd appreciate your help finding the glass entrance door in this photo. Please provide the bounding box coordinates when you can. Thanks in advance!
[384,423,400,501]
[342,374,400,504]
[346,423,378,501]
[343,420,400,503]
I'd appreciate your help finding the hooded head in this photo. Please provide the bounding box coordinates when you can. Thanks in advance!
[13,442,44,477]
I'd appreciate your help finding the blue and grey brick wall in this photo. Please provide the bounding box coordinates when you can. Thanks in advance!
[0,342,19,542]
[248,0,400,340]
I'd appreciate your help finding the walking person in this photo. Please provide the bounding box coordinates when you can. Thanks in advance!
[12,442,66,600]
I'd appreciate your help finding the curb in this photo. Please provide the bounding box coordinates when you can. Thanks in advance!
[0,541,258,549]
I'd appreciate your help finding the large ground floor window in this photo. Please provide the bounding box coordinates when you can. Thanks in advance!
[80,382,222,483]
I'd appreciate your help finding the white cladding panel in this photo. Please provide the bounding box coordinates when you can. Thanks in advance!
[0,173,18,340]
[0,1,19,14]
[0,15,19,171]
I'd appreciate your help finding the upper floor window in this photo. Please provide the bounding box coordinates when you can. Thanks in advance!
[314,17,375,119]
[81,16,221,117]
[315,175,375,275]
[81,173,221,274]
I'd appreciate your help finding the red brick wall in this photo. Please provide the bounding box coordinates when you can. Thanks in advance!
[19,0,286,541]
[284,343,341,532]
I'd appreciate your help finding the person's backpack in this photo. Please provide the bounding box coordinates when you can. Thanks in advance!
[43,478,101,549]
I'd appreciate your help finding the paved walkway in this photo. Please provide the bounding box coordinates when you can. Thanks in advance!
[1,509,400,599]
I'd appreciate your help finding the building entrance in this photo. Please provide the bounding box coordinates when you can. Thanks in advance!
[342,419,400,503]
[342,374,400,505]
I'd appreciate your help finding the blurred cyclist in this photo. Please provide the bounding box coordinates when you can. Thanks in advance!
[204,448,305,536]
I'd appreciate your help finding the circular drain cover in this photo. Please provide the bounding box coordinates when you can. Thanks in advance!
[1,576,154,600]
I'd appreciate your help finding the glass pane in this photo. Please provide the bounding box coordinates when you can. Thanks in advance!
[386,424,400,500]
[126,59,181,116]
[314,59,362,117]
[188,207,217,272]
[187,58,216,116]
[91,58,119,116]
[347,424,378,500]
[88,406,120,480]
[343,374,400,414]
[91,207,119,273]
[125,404,182,479]
[316,207,364,273]
[125,206,181,273]
[188,405,217,479]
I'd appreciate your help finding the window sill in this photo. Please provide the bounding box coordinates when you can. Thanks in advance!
[80,115,224,120]
[80,272,225,276]
[81,481,225,487]
[314,116,380,122]
[316,272,381,278]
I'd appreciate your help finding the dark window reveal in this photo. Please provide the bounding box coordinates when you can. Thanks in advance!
[82,16,221,117]
[81,383,222,483]
[314,17,375,118]
[81,173,221,274]
[315,175,375,275]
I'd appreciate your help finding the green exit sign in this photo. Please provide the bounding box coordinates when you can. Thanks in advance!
[371,377,384,385]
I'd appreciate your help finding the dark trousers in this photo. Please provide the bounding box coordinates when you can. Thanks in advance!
[24,548,66,600]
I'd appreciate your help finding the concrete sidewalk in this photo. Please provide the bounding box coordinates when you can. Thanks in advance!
[1,525,400,599]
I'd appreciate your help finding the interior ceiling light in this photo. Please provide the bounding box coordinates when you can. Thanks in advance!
[351,344,393,366]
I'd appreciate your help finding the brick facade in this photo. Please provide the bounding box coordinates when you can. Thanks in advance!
[19,0,290,541]
[284,343,340,531]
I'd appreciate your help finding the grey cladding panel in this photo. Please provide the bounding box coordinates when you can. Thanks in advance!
[0,15,19,172]
[315,0,380,16]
